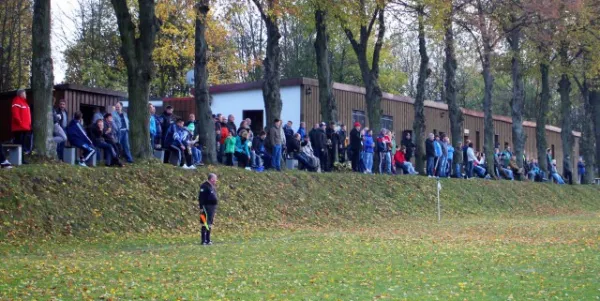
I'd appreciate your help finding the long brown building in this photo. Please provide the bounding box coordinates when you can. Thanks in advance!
[166,78,580,170]
[0,79,580,171]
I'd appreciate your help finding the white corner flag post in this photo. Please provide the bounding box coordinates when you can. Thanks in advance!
[437,177,442,222]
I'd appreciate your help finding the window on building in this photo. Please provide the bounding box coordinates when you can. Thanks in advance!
[381,115,393,131]
[494,134,499,148]
[476,131,481,152]
[352,110,366,127]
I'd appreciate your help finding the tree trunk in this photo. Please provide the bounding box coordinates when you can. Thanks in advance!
[314,9,338,124]
[482,45,495,175]
[536,62,550,174]
[194,0,216,164]
[590,89,600,175]
[31,0,54,158]
[413,10,428,175]
[508,25,525,169]
[443,7,463,168]
[364,73,383,131]
[578,82,596,184]
[558,74,573,178]
[343,6,385,133]
[253,0,283,125]
[110,0,159,159]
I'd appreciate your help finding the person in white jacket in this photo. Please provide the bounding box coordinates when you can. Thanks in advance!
[466,143,477,178]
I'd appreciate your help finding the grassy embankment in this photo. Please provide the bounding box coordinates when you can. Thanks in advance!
[1,164,599,300]
[0,163,598,239]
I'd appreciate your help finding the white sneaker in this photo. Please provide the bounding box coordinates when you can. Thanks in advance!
[79,162,88,167]
[1,160,12,169]
[182,165,190,170]
[245,167,251,171]
[186,165,196,170]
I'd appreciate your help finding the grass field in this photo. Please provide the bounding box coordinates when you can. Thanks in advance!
[2,215,599,300]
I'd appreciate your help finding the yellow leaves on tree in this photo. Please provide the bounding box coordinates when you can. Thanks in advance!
[152,0,245,96]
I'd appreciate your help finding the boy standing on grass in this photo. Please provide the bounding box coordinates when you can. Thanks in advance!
[199,173,219,245]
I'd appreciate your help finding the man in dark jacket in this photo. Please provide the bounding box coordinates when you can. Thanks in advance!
[326,122,339,169]
[401,132,415,162]
[563,155,573,185]
[252,131,270,169]
[103,113,122,158]
[314,122,329,172]
[462,139,470,175]
[425,133,435,177]
[227,114,237,137]
[337,124,347,163]
[283,121,295,150]
[90,119,122,167]
[349,122,362,172]
[159,106,176,145]
[67,111,96,167]
[199,173,218,245]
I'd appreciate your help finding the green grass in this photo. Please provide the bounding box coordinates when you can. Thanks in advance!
[1,163,599,240]
[1,164,600,299]
[1,215,599,300]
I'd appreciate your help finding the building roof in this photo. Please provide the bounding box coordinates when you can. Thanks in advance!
[0,84,127,98]
[54,84,127,98]
[204,77,581,138]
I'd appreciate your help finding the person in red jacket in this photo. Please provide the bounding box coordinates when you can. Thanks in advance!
[394,146,418,175]
[11,89,32,154]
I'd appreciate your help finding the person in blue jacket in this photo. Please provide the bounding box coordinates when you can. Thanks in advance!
[170,119,195,169]
[433,135,442,176]
[577,156,586,184]
[363,129,374,174]
[297,122,307,140]
[446,137,454,178]
[66,111,96,167]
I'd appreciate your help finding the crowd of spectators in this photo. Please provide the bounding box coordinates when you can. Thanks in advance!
[0,92,590,186]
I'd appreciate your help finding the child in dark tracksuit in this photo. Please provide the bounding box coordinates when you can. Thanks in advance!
[199,174,219,245]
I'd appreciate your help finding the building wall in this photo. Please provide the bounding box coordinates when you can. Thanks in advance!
[211,86,302,130]
[300,81,580,170]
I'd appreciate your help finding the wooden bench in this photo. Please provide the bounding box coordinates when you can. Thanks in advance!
[1,144,22,166]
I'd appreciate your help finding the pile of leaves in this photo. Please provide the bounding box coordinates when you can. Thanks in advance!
[0,163,599,240]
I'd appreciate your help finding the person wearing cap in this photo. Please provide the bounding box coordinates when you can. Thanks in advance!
[11,89,32,155]
[349,122,362,172]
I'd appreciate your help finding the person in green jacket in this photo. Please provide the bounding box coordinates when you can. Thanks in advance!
[235,130,252,169]
[224,131,236,166]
